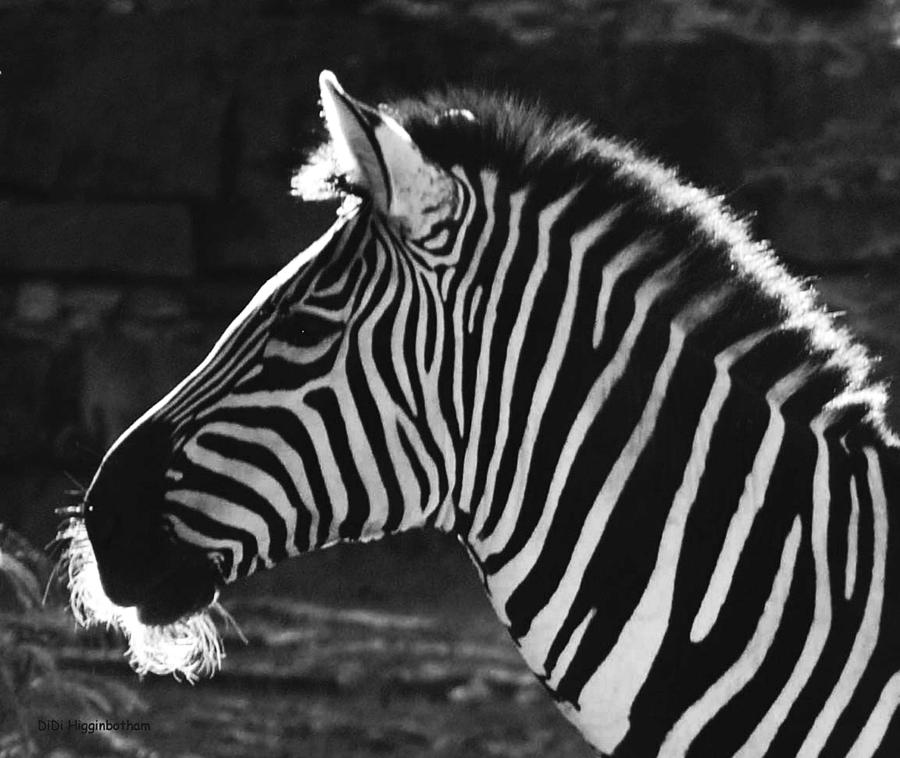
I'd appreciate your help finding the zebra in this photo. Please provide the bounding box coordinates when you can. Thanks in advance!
[60,71,900,756]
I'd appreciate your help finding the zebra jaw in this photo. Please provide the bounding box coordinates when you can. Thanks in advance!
[317,70,459,239]
[58,519,226,682]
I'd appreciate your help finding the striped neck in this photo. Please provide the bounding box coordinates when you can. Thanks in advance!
[437,169,900,754]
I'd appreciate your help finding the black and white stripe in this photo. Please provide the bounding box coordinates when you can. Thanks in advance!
[130,85,900,756]
[442,168,900,756]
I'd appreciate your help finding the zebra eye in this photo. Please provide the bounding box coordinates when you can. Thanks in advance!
[274,310,342,342]
[264,308,345,365]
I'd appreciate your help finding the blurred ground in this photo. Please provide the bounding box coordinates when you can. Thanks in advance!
[46,533,590,757]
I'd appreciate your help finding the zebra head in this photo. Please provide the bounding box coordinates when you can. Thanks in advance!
[56,65,900,756]
[61,72,470,679]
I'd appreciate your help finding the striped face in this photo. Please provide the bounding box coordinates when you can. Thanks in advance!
[69,74,465,664]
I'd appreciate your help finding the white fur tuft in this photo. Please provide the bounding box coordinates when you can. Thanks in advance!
[60,520,225,683]
[291,143,341,202]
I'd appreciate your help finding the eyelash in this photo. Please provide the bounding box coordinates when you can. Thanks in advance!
[333,173,370,200]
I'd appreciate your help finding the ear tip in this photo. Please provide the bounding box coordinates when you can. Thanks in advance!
[319,70,342,99]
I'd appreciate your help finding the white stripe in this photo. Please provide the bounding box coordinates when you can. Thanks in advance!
[436,168,476,285]
[297,404,350,546]
[412,263,432,379]
[547,610,595,690]
[439,266,453,302]
[332,386,389,540]
[416,267,457,520]
[560,317,761,751]
[343,253,427,531]
[309,218,366,297]
[182,431,298,563]
[290,303,349,322]
[467,285,483,334]
[476,209,623,585]
[199,420,316,512]
[195,388,310,421]
[395,411,444,530]
[847,674,900,758]
[458,187,527,516]
[592,234,656,348]
[329,381,393,542]
[232,363,263,388]
[390,258,417,412]
[798,449,889,756]
[356,233,447,529]
[551,289,731,753]
[691,362,813,643]
[329,242,400,540]
[165,514,245,583]
[660,516,802,757]
[733,410,834,757]
[844,447,894,758]
[512,254,682,662]
[167,488,272,570]
[191,388,352,548]
[451,172,497,442]
[424,228,450,249]
[846,474,860,601]
[469,188,579,541]
[264,333,340,364]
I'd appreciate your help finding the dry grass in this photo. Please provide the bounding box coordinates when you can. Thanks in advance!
[0,524,149,757]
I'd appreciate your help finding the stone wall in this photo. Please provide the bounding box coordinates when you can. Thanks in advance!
[2,1,899,543]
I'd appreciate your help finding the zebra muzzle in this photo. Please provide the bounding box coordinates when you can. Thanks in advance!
[82,419,222,622]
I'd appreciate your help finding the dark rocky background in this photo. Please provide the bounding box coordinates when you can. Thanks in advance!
[1,1,899,755]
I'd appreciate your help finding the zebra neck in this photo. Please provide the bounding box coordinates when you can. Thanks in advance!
[458,377,900,754]
[440,181,900,752]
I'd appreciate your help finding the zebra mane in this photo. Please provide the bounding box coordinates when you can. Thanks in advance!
[296,87,896,446]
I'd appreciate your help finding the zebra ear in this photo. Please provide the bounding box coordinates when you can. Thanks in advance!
[318,71,458,237]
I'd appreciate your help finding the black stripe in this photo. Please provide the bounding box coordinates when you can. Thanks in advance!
[690,428,817,754]
[344,256,406,536]
[397,423,430,532]
[501,286,673,639]
[194,405,328,551]
[305,387,369,542]
[178,451,289,565]
[164,499,258,578]
[195,430,311,553]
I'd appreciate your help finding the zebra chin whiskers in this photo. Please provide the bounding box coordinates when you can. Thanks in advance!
[57,519,227,683]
